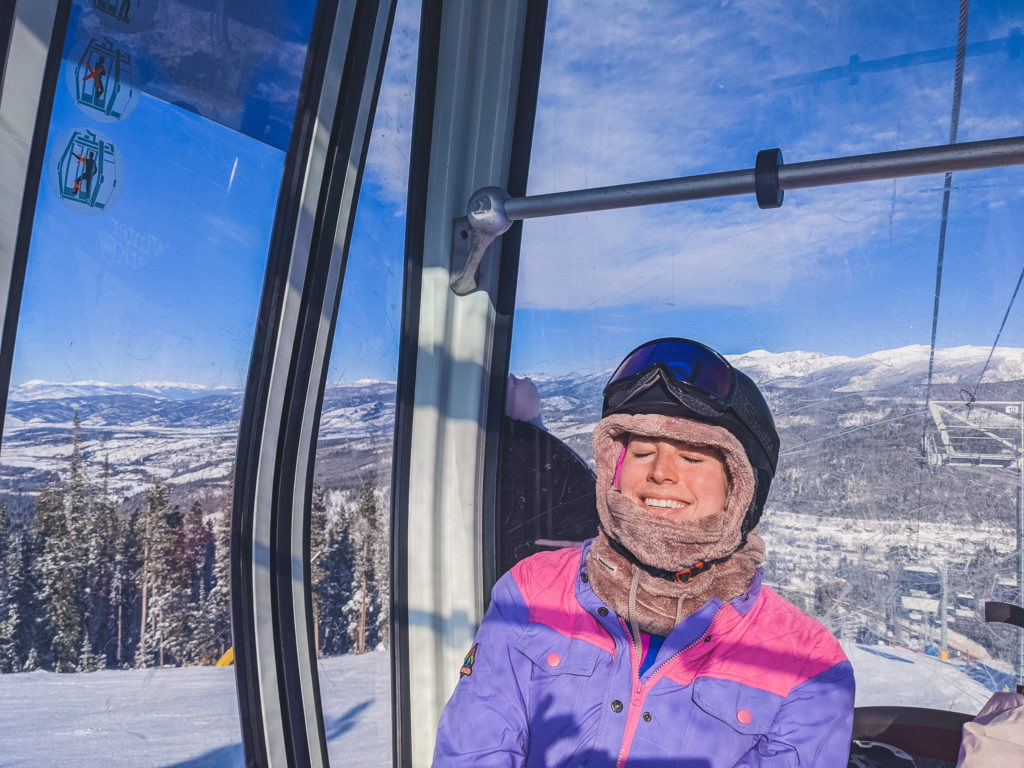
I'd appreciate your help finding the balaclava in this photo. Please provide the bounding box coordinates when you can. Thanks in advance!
[586,412,765,642]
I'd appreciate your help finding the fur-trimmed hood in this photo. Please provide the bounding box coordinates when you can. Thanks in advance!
[587,413,764,636]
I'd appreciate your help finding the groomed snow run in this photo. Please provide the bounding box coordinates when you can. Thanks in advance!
[0,644,1009,765]
[0,651,392,767]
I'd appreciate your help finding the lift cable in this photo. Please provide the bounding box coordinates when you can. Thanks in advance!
[962,265,1024,404]
[923,0,970,428]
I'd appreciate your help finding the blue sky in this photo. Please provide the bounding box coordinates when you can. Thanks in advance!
[511,0,1024,374]
[9,0,1024,386]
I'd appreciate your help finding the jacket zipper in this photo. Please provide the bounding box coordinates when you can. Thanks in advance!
[613,618,714,768]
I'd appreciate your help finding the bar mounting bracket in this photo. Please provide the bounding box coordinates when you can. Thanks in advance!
[450,186,512,295]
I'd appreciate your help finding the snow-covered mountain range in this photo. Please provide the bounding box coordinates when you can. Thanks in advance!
[0,345,1020,500]
[731,344,1024,392]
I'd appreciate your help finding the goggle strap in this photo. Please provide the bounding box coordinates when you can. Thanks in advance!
[730,391,780,469]
[605,367,664,412]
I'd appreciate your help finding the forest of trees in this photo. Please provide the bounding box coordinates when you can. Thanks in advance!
[0,415,390,673]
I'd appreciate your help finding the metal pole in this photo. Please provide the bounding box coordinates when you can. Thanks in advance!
[504,168,753,220]
[499,136,1024,222]
[940,564,948,657]
[1018,403,1024,689]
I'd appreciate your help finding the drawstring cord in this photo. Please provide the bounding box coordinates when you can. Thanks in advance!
[628,567,643,666]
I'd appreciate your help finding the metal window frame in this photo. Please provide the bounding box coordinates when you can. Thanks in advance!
[0,0,70,443]
[231,1,396,766]
[0,1,399,765]
[392,2,548,765]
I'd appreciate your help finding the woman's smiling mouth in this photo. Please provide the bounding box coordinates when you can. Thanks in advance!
[642,497,687,510]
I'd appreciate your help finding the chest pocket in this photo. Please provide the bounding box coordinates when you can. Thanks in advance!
[514,624,610,766]
[692,675,784,739]
[515,623,605,677]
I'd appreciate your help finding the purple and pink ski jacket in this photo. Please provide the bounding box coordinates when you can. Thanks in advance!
[433,541,854,767]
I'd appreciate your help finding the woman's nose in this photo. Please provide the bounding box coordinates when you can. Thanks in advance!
[649,449,677,482]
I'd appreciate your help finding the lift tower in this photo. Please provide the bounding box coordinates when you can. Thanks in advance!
[925,400,1024,688]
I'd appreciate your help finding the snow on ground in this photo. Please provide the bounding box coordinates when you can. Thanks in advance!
[0,651,392,767]
[0,643,1010,766]
[846,641,1001,713]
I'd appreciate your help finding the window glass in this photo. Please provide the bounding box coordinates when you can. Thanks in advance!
[506,0,1024,714]
[0,0,316,763]
[310,0,418,763]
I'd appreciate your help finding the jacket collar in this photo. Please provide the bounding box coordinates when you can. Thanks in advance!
[576,538,764,659]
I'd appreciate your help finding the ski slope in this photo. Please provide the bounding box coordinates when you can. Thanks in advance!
[844,641,1003,712]
[0,644,1009,765]
[0,652,392,767]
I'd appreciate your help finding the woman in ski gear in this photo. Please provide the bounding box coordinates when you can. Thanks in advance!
[433,338,855,767]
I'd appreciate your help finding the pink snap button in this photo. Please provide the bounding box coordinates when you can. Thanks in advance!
[547,653,561,668]
[736,709,752,725]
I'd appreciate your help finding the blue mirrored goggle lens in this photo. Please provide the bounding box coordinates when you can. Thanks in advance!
[609,340,734,399]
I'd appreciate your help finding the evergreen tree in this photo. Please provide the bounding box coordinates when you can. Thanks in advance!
[369,483,390,650]
[0,543,19,671]
[347,480,388,653]
[180,500,215,603]
[187,582,216,665]
[178,499,214,664]
[64,415,91,568]
[0,502,12,671]
[310,484,328,655]
[312,480,391,656]
[7,522,43,671]
[317,491,356,656]
[0,501,8,605]
[34,481,82,671]
[115,506,145,667]
[83,459,119,667]
[138,485,191,666]
[205,489,232,663]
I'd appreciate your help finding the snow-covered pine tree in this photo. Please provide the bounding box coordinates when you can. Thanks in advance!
[317,490,356,655]
[269,480,389,658]
[139,485,192,666]
[64,415,93,616]
[83,458,119,668]
[117,506,144,667]
[6,520,43,671]
[77,631,103,672]
[349,480,385,654]
[33,481,81,671]
[0,537,23,671]
[0,502,12,671]
[181,501,213,601]
[0,501,8,605]
[47,564,81,672]
[368,483,390,650]
[204,488,232,662]
[178,500,214,664]
[310,484,328,656]
[187,582,216,665]
[58,414,96,671]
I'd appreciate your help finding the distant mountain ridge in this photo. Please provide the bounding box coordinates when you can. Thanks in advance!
[0,345,1020,500]
[8,343,1023,409]
[10,380,243,402]
[731,345,1024,392]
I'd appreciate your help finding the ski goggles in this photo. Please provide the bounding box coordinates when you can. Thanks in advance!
[605,338,735,403]
[603,338,778,471]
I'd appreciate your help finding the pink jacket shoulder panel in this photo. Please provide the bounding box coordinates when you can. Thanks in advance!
[666,583,848,697]
[509,548,615,657]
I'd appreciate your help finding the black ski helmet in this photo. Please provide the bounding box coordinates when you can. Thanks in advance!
[601,338,780,536]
